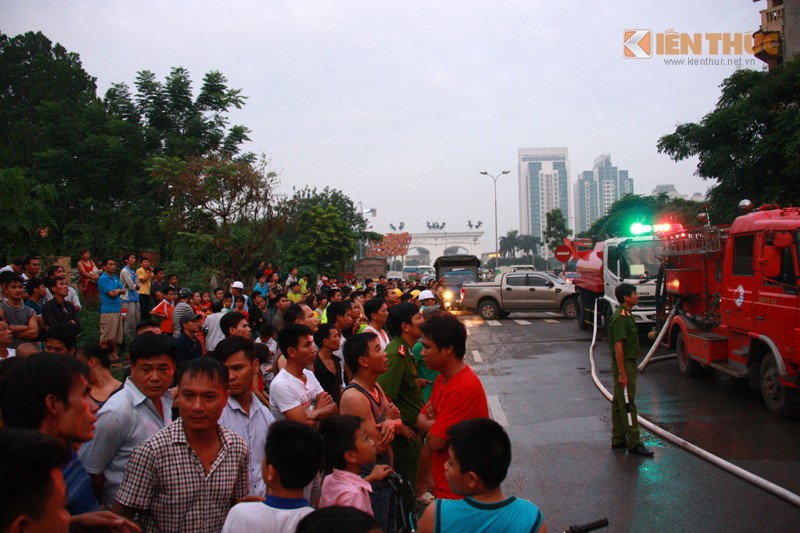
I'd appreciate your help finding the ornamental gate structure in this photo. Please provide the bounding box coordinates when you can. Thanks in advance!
[406,230,484,264]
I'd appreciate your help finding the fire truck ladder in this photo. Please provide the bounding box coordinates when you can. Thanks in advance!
[655,226,727,259]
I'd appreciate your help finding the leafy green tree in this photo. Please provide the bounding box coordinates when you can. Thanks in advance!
[658,60,800,222]
[584,194,701,239]
[0,31,133,258]
[0,31,97,169]
[543,209,572,254]
[499,230,520,258]
[278,187,380,274]
[150,154,283,280]
[0,168,57,257]
[282,205,357,275]
[517,234,542,265]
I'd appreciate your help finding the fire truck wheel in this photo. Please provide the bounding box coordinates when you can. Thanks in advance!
[760,355,799,418]
[675,331,701,377]
[478,299,499,321]
[561,298,577,319]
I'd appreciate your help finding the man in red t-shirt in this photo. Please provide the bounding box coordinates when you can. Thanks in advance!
[416,312,488,499]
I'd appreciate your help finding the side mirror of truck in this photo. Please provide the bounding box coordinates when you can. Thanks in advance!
[773,231,794,249]
[545,280,554,288]
[760,245,782,278]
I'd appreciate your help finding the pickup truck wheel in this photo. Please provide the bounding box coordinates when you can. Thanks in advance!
[478,299,499,321]
[675,331,701,377]
[760,354,799,418]
[561,298,577,319]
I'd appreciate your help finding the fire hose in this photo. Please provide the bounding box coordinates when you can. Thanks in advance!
[588,299,800,509]
[637,299,680,372]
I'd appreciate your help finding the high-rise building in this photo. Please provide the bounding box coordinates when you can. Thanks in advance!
[518,147,571,256]
[573,154,633,234]
[574,170,598,235]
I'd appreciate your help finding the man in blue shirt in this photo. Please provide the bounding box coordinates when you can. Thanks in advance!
[97,258,124,358]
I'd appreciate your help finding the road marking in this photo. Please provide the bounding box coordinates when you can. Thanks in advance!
[471,350,483,363]
[513,319,531,325]
[544,319,559,324]
[487,320,501,327]
[487,395,509,427]
[547,312,561,316]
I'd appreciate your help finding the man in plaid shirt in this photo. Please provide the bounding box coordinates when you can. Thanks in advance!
[113,358,249,532]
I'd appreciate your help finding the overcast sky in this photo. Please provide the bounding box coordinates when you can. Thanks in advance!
[4,1,765,252]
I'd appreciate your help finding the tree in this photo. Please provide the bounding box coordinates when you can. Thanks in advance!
[368,232,412,270]
[658,60,800,222]
[283,205,357,276]
[279,187,381,275]
[499,230,521,259]
[517,234,542,265]
[0,31,256,261]
[150,154,283,280]
[0,168,57,257]
[584,194,702,240]
[543,209,572,254]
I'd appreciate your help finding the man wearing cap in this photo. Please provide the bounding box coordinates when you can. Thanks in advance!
[175,311,203,369]
[230,281,252,313]
[385,288,402,307]
[172,287,195,338]
[418,290,439,311]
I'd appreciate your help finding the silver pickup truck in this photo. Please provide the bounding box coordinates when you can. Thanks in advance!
[461,272,578,320]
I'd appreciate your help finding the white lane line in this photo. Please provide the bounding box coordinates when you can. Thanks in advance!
[487,320,501,327]
[471,350,483,363]
[547,312,561,316]
[513,319,531,325]
[487,395,509,427]
[544,319,559,324]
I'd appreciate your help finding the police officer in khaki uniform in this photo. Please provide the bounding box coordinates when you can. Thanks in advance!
[609,283,654,457]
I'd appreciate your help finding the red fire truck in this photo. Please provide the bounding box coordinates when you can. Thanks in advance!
[655,203,800,417]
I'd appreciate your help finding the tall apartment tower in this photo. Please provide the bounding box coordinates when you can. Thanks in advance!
[574,154,633,234]
[574,170,598,235]
[518,147,571,256]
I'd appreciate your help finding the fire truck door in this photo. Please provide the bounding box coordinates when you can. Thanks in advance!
[754,242,799,344]
[720,235,756,331]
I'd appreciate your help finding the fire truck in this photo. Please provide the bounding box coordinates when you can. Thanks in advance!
[567,234,661,334]
[655,203,800,417]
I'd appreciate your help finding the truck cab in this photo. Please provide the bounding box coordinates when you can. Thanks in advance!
[603,236,660,323]
[573,235,659,331]
[657,206,800,416]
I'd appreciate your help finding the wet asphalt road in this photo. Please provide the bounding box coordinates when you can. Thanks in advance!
[458,311,800,532]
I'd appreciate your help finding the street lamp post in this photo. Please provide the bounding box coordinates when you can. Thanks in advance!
[480,170,510,269]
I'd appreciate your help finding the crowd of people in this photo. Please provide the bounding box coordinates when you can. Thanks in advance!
[0,252,547,533]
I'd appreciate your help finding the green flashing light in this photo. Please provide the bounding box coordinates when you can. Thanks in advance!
[630,223,652,235]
